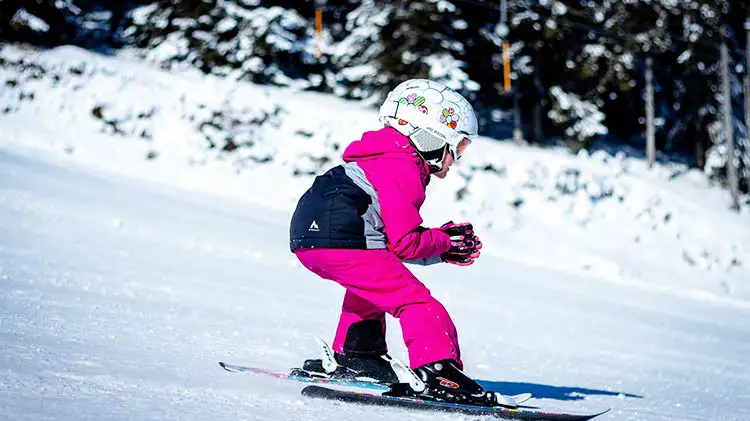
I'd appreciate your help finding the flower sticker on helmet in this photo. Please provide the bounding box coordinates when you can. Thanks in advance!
[399,93,427,108]
[441,107,459,129]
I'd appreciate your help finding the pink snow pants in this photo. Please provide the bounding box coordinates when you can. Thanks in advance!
[295,248,462,369]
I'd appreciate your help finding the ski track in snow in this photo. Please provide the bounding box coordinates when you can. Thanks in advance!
[1,149,749,420]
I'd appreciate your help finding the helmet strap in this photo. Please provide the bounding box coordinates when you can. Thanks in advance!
[409,141,447,174]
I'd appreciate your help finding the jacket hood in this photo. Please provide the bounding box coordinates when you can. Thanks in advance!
[342,127,431,183]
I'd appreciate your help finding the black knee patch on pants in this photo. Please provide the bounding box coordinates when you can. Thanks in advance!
[343,320,387,355]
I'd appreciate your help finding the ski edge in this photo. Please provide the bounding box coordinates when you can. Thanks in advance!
[301,385,611,421]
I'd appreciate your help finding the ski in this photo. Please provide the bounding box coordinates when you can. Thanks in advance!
[301,385,610,421]
[219,361,532,406]
[218,361,389,391]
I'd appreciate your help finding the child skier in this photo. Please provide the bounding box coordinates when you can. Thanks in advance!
[289,79,488,404]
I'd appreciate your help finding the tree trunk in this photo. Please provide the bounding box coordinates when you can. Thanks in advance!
[695,113,705,170]
[513,90,524,144]
[721,36,741,211]
[533,53,544,143]
[645,57,656,169]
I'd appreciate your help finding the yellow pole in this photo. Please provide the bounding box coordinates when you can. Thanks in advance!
[503,40,511,92]
[315,8,322,58]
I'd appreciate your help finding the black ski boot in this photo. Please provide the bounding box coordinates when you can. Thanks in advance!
[293,320,399,384]
[385,359,499,406]
[294,352,399,385]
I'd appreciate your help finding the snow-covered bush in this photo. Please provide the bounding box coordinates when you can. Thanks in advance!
[123,1,321,87]
[547,86,608,147]
[1,3,81,47]
[704,118,750,194]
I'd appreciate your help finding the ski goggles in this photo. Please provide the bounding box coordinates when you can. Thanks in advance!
[449,136,472,161]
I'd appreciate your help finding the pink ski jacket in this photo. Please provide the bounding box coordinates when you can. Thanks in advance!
[289,127,451,264]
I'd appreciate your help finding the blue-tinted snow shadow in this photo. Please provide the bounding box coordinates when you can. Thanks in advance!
[476,379,643,402]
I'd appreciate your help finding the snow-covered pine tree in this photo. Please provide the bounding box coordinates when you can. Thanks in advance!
[332,0,479,106]
[504,0,615,147]
[122,0,324,87]
[0,0,81,46]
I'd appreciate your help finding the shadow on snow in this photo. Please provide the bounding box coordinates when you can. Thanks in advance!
[476,379,643,402]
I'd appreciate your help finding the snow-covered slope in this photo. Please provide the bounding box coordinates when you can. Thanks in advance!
[1,44,750,420]
[2,44,748,302]
[2,134,750,421]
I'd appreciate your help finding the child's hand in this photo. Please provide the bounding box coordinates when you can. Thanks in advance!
[439,221,482,266]
[439,221,473,238]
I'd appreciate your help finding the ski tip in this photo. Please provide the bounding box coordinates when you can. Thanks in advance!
[511,392,533,405]
[218,361,230,371]
[493,392,532,407]
[574,408,611,420]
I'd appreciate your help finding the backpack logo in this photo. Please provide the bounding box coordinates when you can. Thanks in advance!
[437,377,460,389]
[309,220,320,232]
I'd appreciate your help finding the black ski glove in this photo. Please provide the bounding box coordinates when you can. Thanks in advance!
[438,221,482,266]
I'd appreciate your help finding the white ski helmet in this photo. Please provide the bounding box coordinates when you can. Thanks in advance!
[379,79,478,172]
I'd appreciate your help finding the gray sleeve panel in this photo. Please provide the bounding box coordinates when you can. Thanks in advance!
[342,162,387,250]
[402,256,443,266]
